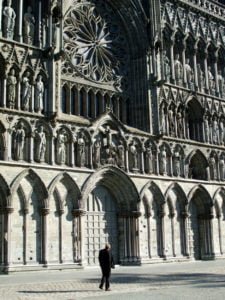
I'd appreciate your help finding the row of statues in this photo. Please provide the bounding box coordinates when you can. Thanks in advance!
[163,51,225,97]
[8,122,225,181]
[3,1,35,44]
[7,70,45,113]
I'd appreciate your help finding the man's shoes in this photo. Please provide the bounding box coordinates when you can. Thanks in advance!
[105,288,111,291]
[99,285,103,290]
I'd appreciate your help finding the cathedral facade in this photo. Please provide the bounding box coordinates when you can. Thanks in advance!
[0,0,225,272]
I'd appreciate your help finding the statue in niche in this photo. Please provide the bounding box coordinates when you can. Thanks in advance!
[77,132,85,167]
[3,0,16,39]
[174,54,183,84]
[105,146,116,165]
[212,117,219,144]
[145,144,153,174]
[197,63,205,92]
[34,75,45,113]
[209,154,217,180]
[117,141,125,169]
[219,119,224,145]
[104,125,112,147]
[204,115,210,143]
[168,107,175,135]
[7,69,17,109]
[21,71,32,111]
[217,70,225,98]
[129,141,138,170]
[35,126,46,162]
[13,123,25,161]
[56,130,68,164]
[160,103,166,134]
[163,50,171,82]
[173,151,181,177]
[176,109,183,138]
[23,6,35,45]
[208,66,216,94]
[160,146,167,175]
[93,138,101,168]
[219,156,225,181]
[184,58,194,87]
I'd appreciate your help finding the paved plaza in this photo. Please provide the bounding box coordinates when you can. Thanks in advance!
[0,260,225,299]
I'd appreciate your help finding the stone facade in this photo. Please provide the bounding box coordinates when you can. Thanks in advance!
[1,0,225,272]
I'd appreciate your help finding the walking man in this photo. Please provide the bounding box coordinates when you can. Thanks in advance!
[99,243,114,291]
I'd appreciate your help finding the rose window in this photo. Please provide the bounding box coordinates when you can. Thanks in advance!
[63,2,128,90]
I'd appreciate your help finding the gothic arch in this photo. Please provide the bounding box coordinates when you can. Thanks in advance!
[165,183,188,207]
[186,149,208,180]
[140,181,165,209]
[80,166,140,211]
[188,185,213,214]
[0,174,11,207]
[10,169,48,208]
[186,97,204,142]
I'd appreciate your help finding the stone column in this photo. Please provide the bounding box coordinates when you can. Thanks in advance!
[182,211,190,257]
[146,211,151,258]
[37,1,42,47]
[132,211,141,262]
[2,77,7,108]
[170,38,175,83]
[58,209,64,263]
[50,134,55,165]
[0,0,3,37]
[209,213,215,257]
[72,209,86,263]
[70,141,75,167]
[89,143,93,169]
[204,50,209,92]
[17,78,21,110]
[29,132,34,163]
[4,207,14,267]
[193,46,198,88]
[125,146,129,172]
[216,213,223,255]
[23,208,28,265]
[214,51,219,96]
[18,0,24,42]
[169,212,176,257]
[40,208,49,265]
[7,128,13,161]
[158,211,165,258]
[140,146,145,174]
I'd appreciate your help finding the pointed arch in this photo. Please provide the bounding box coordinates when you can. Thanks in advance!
[186,149,208,180]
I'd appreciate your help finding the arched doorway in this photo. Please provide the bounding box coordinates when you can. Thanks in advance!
[84,186,118,265]
[188,188,213,260]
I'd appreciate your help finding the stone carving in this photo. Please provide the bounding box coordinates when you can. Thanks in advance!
[105,145,116,165]
[145,144,153,174]
[219,119,224,145]
[129,141,138,171]
[56,130,68,164]
[7,69,17,109]
[159,146,167,175]
[218,70,225,98]
[197,64,205,92]
[160,103,166,134]
[63,2,128,89]
[13,123,25,161]
[209,154,217,180]
[176,109,183,138]
[174,54,183,85]
[163,50,171,82]
[212,117,219,144]
[184,58,194,87]
[168,107,175,135]
[204,115,210,143]
[93,138,101,168]
[219,156,225,181]
[3,0,16,39]
[173,150,181,177]
[117,141,125,169]
[23,6,35,44]
[35,126,46,162]
[77,132,85,167]
[35,75,45,113]
[208,66,216,94]
[21,72,32,111]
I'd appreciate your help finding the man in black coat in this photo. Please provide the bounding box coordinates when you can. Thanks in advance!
[98,243,114,291]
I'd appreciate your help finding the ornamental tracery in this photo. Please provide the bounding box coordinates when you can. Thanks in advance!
[63,1,129,90]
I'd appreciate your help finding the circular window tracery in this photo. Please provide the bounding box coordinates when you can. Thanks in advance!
[63,1,129,90]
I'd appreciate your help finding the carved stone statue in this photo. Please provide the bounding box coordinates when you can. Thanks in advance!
[163,50,171,82]
[173,151,181,177]
[160,103,166,134]
[197,63,205,92]
[7,69,17,109]
[160,146,167,175]
[14,123,25,161]
[209,154,217,180]
[56,130,67,164]
[219,119,224,145]
[168,107,175,135]
[204,115,210,143]
[208,66,215,94]
[145,144,153,174]
[93,138,101,168]
[21,71,32,111]
[3,0,16,39]
[174,54,183,84]
[129,141,138,170]
[219,157,225,181]
[35,75,44,113]
[23,6,35,44]
[217,70,225,98]
[212,117,219,144]
[176,110,183,138]
[117,141,125,169]
[35,126,46,162]
[77,132,85,167]
[184,58,194,87]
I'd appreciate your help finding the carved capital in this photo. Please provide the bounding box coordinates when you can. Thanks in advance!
[40,208,50,216]
[72,209,86,217]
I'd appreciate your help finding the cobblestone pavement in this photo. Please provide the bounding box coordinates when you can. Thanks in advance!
[1,260,225,299]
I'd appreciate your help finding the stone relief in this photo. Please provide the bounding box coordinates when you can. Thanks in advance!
[21,72,32,111]
[3,0,16,39]
[34,75,45,113]
[13,122,26,161]
[23,6,35,45]
[35,126,46,163]
[7,68,17,109]
[76,132,86,167]
[56,129,68,165]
